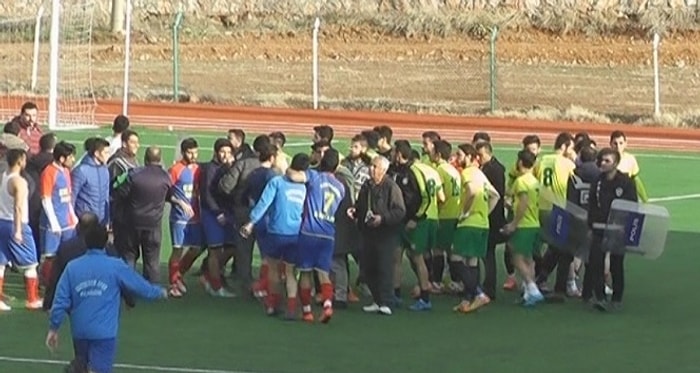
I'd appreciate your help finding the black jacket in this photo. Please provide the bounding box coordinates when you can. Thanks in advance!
[588,171,638,229]
[567,161,600,209]
[391,162,421,223]
[43,236,135,311]
[113,164,173,229]
[218,155,261,219]
[25,151,52,224]
[234,143,255,162]
[334,165,359,255]
[199,159,229,215]
[481,156,507,233]
[354,176,406,234]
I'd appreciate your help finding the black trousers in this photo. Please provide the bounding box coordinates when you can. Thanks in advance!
[119,226,162,284]
[582,234,625,302]
[482,235,499,299]
[233,212,255,294]
[363,232,398,307]
[537,246,574,293]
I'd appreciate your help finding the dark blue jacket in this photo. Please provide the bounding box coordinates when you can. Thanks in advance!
[71,156,110,226]
[49,249,165,339]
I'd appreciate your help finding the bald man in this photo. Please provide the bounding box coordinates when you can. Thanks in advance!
[112,146,177,283]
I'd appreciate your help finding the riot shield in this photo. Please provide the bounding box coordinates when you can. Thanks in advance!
[602,199,669,260]
[540,201,590,257]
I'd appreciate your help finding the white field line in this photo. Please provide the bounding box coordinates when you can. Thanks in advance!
[648,193,700,203]
[0,356,264,373]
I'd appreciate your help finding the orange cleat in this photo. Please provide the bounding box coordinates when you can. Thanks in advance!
[502,276,517,291]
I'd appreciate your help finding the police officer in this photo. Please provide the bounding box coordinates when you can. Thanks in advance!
[584,147,638,312]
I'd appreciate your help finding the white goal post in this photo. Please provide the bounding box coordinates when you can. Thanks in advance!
[0,0,118,131]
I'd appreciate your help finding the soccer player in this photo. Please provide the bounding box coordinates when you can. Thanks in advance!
[199,138,237,297]
[244,144,281,299]
[39,141,78,285]
[420,131,441,165]
[296,148,346,323]
[431,140,462,292]
[71,138,111,227]
[0,148,42,310]
[167,138,206,298]
[46,225,167,373]
[501,150,544,306]
[535,132,576,291]
[240,154,309,318]
[610,130,646,202]
[451,143,499,313]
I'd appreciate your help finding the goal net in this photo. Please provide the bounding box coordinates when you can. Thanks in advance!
[0,0,97,130]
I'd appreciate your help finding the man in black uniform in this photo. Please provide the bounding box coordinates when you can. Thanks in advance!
[351,155,406,316]
[113,146,183,283]
[474,141,507,300]
[585,147,637,312]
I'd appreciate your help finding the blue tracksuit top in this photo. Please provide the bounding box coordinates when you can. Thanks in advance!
[71,156,111,226]
[49,249,164,340]
[248,175,306,236]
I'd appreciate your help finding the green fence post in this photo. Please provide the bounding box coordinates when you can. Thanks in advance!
[489,25,499,113]
[172,9,184,102]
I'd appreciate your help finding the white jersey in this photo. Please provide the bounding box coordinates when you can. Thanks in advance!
[108,134,122,158]
[0,172,28,223]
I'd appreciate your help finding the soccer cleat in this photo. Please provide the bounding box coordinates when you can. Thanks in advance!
[605,285,613,296]
[25,299,43,310]
[453,300,470,313]
[502,276,517,291]
[362,303,380,313]
[168,286,183,298]
[175,278,187,294]
[522,292,545,307]
[251,281,268,300]
[302,312,315,323]
[378,306,392,316]
[265,307,279,317]
[566,281,582,298]
[320,307,333,324]
[468,295,491,312]
[408,299,432,311]
[209,287,237,298]
[0,300,11,311]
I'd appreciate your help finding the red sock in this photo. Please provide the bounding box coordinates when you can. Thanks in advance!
[287,297,298,314]
[0,276,4,296]
[321,283,333,306]
[168,260,180,285]
[258,263,269,290]
[25,276,39,303]
[178,252,197,275]
[300,288,312,307]
[209,274,222,291]
[40,259,53,285]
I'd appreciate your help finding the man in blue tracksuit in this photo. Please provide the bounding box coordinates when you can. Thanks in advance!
[71,138,111,226]
[47,225,167,373]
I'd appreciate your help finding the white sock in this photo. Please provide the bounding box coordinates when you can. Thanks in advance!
[0,265,6,278]
[24,266,38,279]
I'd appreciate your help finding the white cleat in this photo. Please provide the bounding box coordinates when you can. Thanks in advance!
[378,306,393,315]
[0,300,11,311]
[362,303,380,313]
[25,299,43,310]
[209,287,237,298]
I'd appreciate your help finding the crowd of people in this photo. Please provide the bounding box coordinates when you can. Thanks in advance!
[0,101,649,373]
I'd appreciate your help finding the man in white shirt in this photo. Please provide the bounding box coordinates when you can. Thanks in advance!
[107,115,130,158]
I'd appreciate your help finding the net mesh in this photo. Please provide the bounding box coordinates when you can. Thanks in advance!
[0,0,97,129]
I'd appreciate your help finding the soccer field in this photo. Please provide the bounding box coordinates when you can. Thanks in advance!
[1,127,699,373]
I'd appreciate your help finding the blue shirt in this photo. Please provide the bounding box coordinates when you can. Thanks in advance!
[49,249,164,340]
[301,170,345,240]
[71,156,110,226]
[249,175,306,236]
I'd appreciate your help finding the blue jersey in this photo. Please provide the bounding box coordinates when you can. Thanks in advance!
[249,175,306,236]
[300,170,346,240]
[168,161,200,223]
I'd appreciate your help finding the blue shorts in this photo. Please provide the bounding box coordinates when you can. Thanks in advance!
[260,233,298,264]
[73,338,116,373]
[0,220,38,267]
[297,234,335,273]
[169,221,203,248]
[201,210,235,248]
[40,227,76,257]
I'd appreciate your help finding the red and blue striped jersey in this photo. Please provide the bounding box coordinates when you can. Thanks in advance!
[40,163,77,230]
[300,170,346,240]
[169,161,200,223]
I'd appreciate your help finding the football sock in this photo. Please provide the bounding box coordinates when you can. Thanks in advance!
[24,267,39,302]
[40,259,53,285]
[448,261,461,282]
[504,248,515,275]
[0,265,5,296]
[287,297,298,314]
[209,274,222,291]
[168,259,180,285]
[320,283,333,305]
[300,288,313,308]
[432,255,445,283]
[265,293,279,310]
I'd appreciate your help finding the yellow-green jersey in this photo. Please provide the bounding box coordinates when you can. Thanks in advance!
[512,172,540,228]
[536,153,575,211]
[411,162,443,220]
[618,152,639,177]
[420,153,435,167]
[436,160,461,219]
[457,165,491,229]
[507,158,540,196]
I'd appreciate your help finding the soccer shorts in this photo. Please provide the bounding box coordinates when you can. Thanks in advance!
[510,228,541,256]
[452,226,489,259]
[260,233,298,264]
[201,209,235,247]
[73,338,117,373]
[0,220,38,267]
[40,227,76,257]
[435,219,458,251]
[169,221,203,248]
[297,234,334,273]
[254,221,268,252]
[403,219,438,254]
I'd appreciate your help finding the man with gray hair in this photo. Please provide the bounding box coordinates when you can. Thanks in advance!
[349,155,406,316]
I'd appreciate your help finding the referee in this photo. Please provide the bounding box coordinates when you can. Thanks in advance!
[584,148,637,312]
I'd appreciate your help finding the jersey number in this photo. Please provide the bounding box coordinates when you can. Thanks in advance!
[450,178,460,197]
[543,167,554,187]
[323,191,337,216]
